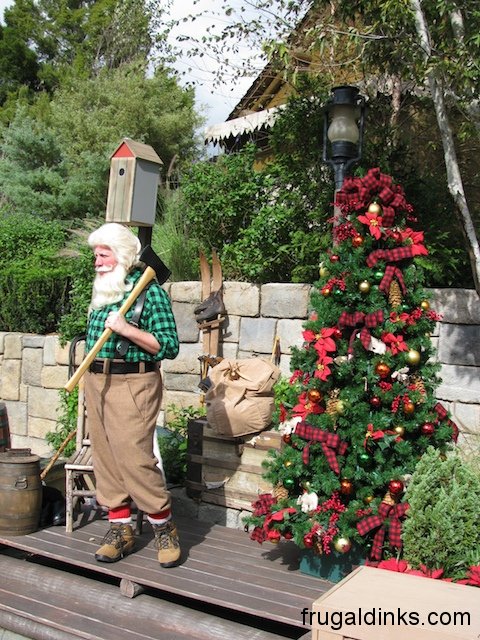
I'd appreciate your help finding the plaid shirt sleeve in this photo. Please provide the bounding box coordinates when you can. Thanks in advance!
[86,270,179,362]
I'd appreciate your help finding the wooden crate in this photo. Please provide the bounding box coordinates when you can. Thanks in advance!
[311,565,479,640]
[186,419,282,511]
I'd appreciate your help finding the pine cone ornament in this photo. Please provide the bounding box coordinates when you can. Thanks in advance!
[411,375,426,402]
[274,483,289,502]
[382,491,396,506]
[389,280,403,308]
[326,389,340,415]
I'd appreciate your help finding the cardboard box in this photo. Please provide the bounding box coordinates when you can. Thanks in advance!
[311,565,479,640]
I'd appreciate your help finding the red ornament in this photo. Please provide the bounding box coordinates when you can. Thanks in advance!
[352,235,364,248]
[370,396,382,409]
[388,479,404,495]
[283,531,293,540]
[375,362,391,379]
[282,434,292,445]
[329,254,340,263]
[391,230,402,244]
[333,327,343,340]
[267,529,281,543]
[303,532,315,548]
[308,389,323,403]
[421,422,435,436]
[403,401,415,415]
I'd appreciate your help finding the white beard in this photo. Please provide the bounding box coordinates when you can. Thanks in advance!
[89,264,132,310]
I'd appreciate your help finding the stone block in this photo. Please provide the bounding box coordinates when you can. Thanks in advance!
[164,373,200,393]
[22,347,43,386]
[44,335,61,365]
[4,333,22,359]
[437,324,480,366]
[222,314,240,343]
[3,400,27,436]
[170,281,202,303]
[11,433,53,458]
[41,365,69,389]
[172,301,200,342]
[221,343,239,359]
[28,415,57,439]
[276,319,304,354]
[224,282,259,317]
[239,317,277,353]
[279,354,292,378]
[436,364,480,403]
[448,401,480,435]
[261,283,311,318]
[23,334,45,348]
[430,288,480,324]
[28,386,62,421]
[162,343,203,374]
[0,360,21,400]
[162,389,202,414]
[0,331,5,354]
[55,340,72,366]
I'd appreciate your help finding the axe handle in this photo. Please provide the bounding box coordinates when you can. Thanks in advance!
[64,266,156,393]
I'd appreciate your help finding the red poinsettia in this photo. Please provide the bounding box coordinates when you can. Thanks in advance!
[382,332,409,355]
[303,327,337,357]
[357,210,383,239]
[400,228,428,256]
[457,565,480,586]
[292,391,324,420]
[314,355,333,382]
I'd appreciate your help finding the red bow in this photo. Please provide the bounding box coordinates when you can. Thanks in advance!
[379,265,407,295]
[434,402,459,442]
[338,310,384,353]
[249,504,296,543]
[357,501,409,560]
[363,423,385,449]
[366,246,416,268]
[295,422,347,473]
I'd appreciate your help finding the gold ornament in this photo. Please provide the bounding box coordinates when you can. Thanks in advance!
[388,280,402,308]
[359,280,371,294]
[319,265,329,278]
[382,491,396,506]
[368,202,382,215]
[326,389,340,416]
[334,536,352,554]
[322,287,331,297]
[308,389,323,403]
[283,460,293,468]
[403,401,415,415]
[274,483,289,501]
[407,349,421,366]
[340,478,353,495]
[364,495,374,505]
[352,235,364,248]
[375,362,391,378]
[394,425,405,437]
[420,300,430,310]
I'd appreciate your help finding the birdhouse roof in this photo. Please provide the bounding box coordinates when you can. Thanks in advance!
[110,138,163,165]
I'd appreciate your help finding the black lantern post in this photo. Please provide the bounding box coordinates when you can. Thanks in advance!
[322,85,366,191]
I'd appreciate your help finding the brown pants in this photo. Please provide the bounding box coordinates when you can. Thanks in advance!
[84,369,171,515]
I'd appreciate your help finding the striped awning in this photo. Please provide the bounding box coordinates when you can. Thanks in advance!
[204,105,284,145]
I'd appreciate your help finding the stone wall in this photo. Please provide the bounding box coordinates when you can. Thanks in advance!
[0,284,478,458]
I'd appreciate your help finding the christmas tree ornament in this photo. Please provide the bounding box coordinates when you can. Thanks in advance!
[420,300,430,310]
[406,349,421,365]
[359,280,371,294]
[322,287,331,297]
[394,425,405,437]
[375,362,391,378]
[329,254,340,263]
[283,460,293,468]
[326,389,340,415]
[333,288,343,298]
[333,327,343,340]
[319,262,329,278]
[421,422,435,436]
[303,481,311,490]
[363,495,375,504]
[284,477,295,489]
[283,530,293,540]
[358,451,372,467]
[340,478,353,495]
[388,280,403,308]
[333,536,352,554]
[303,532,315,548]
[382,491,396,506]
[352,234,364,248]
[411,375,426,401]
[370,395,382,408]
[267,529,281,543]
[388,479,404,495]
[336,399,346,414]
[274,483,289,501]
[391,230,403,244]
[308,389,323,403]
[403,400,416,415]
[373,270,384,282]
[282,433,292,444]
[368,202,382,215]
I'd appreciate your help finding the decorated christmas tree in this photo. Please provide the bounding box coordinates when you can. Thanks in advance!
[245,168,459,565]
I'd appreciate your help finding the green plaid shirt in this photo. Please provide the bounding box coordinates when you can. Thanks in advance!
[86,268,179,362]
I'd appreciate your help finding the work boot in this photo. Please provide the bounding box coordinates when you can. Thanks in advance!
[94,523,135,563]
[151,520,181,567]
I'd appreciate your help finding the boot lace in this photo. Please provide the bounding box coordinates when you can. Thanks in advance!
[101,524,124,548]
[153,522,179,551]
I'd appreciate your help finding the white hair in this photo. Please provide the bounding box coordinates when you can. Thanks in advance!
[88,223,141,271]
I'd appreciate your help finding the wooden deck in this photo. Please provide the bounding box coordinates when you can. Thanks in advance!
[0,507,332,639]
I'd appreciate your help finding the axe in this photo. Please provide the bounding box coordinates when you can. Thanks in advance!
[64,245,171,393]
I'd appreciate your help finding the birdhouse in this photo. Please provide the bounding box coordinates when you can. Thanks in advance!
[106,138,163,227]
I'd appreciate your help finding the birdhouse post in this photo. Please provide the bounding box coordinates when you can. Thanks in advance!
[106,138,163,234]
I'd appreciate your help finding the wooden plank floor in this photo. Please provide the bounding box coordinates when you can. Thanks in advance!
[0,507,332,636]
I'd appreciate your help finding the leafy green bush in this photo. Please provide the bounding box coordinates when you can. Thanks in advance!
[403,446,480,579]
[45,387,78,458]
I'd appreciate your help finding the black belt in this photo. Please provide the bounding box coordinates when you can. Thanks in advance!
[89,360,158,374]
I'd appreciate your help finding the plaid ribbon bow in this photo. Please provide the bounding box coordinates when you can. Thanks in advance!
[249,504,296,543]
[366,246,416,268]
[357,501,409,560]
[434,402,459,442]
[295,421,347,473]
[338,310,384,354]
[379,265,407,295]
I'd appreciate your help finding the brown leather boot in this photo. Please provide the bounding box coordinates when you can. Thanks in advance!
[94,523,135,563]
[151,520,181,567]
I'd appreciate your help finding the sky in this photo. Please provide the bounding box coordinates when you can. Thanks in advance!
[0,0,264,129]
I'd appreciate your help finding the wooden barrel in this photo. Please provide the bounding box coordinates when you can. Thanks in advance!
[0,448,42,536]
[0,402,11,452]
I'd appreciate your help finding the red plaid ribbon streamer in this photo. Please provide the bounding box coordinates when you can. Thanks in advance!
[250,505,296,544]
[366,246,415,268]
[251,493,277,517]
[338,310,384,353]
[357,501,409,560]
[379,265,406,295]
[295,421,347,473]
[434,402,459,442]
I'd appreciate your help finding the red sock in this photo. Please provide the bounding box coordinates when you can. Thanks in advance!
[148,509,171,521]
[108,505,131,521]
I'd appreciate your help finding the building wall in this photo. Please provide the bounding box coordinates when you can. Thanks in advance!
[0,284,478,458]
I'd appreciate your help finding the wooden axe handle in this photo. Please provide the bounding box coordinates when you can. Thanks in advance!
[64,266,156,392]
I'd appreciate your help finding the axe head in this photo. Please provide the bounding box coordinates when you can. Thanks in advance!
[139,245,171,284]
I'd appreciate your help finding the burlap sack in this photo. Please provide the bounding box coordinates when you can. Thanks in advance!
[205,358,280,437]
